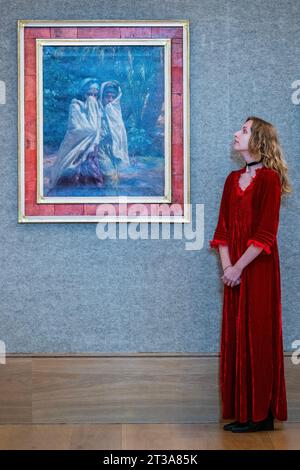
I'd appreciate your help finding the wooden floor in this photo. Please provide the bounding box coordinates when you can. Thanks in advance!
[1,355,299,449]
[0,423,299,450]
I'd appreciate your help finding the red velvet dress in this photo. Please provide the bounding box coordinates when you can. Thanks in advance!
[209,166,288,423]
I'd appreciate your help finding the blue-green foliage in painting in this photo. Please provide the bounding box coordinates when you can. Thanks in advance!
[43,45,164,157]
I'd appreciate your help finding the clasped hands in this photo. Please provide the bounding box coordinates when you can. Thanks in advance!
[221,264,243,287]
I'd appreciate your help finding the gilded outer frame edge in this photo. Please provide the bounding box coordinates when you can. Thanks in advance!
[17,20,25,223]
[17,19,191,223]
[18,19,189,27]
[18,214,191,223]
[184,20,191,222]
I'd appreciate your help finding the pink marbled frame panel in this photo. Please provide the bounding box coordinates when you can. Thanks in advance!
[18,21,190,223]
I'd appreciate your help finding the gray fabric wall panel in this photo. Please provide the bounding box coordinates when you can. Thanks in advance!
[0,0,299,352]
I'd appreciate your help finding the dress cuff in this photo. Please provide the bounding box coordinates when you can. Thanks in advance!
[246,239,271,254]
[209,239,228,249]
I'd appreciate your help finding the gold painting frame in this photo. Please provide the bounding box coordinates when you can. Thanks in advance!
[18,19,190,223]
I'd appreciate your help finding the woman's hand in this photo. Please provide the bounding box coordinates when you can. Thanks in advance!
[221,264,243,287]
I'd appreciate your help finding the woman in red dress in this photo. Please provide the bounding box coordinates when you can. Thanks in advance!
[209,116,292,433]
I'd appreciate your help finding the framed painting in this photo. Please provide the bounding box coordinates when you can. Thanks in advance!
[18,20,190,223]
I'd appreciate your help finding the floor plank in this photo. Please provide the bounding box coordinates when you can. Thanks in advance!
[123,424,274,450]
[70,424,122,450]
[268,423,300,450]
[0,425,72,450]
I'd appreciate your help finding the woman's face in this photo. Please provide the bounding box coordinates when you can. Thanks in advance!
[85,85,99,99]
[102,90,117,106]
[233,119,253,151]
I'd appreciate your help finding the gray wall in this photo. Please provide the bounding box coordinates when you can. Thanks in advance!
[0,0,299,353]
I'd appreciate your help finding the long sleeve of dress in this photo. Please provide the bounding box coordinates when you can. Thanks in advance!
[246,170,282,255]
[209,172,232,249]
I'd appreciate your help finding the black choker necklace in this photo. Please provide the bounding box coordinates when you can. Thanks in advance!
[245,158,263,173]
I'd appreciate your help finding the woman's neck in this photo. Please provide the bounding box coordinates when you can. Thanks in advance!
[240,152,264,174]
[244,161,264,176]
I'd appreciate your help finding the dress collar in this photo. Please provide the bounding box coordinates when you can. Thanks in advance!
[235,166,265,196]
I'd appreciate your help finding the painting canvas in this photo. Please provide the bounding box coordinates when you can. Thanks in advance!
[18,20,189,222]
[39,41,171,202]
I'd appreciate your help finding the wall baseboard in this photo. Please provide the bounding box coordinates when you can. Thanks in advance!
[0,355,298,424]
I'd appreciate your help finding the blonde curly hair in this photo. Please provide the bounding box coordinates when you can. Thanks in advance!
[245,116,292,196]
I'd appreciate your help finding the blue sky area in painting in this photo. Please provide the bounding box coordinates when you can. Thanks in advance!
[43,45,165,197]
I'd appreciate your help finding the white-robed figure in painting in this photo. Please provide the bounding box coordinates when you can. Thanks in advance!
[48,78,130,193]
[96,79,130,184]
